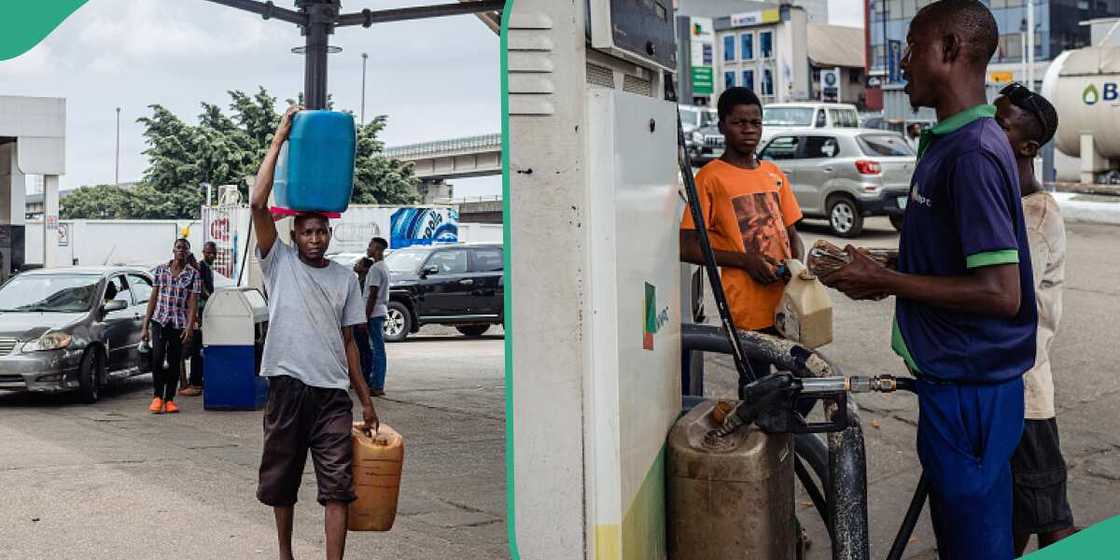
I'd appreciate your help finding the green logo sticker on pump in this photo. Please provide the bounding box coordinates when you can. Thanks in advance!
[643,282,670,351]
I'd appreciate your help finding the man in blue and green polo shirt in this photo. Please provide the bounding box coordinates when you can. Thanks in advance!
[821,1,1036,558]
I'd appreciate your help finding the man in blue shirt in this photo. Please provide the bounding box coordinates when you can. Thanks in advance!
[821,2,1037,558]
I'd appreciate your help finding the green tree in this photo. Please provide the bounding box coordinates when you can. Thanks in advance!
[63,87,419,220]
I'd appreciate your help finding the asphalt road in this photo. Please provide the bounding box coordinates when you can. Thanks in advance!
[702,217,1120,559]
[1,218,1116,559]
[0,327,508,560]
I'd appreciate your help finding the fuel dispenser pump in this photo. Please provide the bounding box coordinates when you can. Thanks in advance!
[506,2,928,559]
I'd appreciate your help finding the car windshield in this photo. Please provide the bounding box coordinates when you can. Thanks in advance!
[681,108,701,127]
[0,274,100,313]
[858,134,915,157]
[763,107,815,127]
[702,109,718,126]
[384,248,429,273]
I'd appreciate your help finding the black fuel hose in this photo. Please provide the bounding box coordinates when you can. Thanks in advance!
[895,376,917,394]
[885,475,930,560]
[795,453,834,542]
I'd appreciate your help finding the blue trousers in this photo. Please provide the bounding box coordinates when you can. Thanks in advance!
[915,376,1024,560]
[367,316,386,391]
[354,323,372,381]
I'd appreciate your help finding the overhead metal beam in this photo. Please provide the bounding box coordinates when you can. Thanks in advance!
[199,0,306,25]
[336,1,505,27]
[458,0,501,34]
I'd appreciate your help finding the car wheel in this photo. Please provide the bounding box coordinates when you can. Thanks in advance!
[383,302,412,343]
[77,349,102,404]
[456,325,491,337]
[889,213,905,232]
[827,196,864,238]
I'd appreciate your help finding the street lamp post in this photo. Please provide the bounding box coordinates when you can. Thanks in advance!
[361,52,368,124]
[1027,0,1035,91]
[115,107,120,185]
[201,0,504,110]
[881,1,889,82]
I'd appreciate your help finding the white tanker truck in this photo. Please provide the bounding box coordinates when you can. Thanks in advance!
[1042,44,1120,184]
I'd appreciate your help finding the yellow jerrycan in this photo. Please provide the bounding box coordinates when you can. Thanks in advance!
[348,423,404,531]
[774,259,833,348]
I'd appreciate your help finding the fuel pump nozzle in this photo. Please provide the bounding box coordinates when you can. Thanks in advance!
[707,373,913,441]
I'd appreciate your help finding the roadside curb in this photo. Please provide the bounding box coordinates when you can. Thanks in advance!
[1052,192,1120,226]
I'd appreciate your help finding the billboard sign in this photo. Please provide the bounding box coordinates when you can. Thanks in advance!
[689,17,714,95]
[729,9,780,27]
[887,39,902,83]
[821,68,841,101]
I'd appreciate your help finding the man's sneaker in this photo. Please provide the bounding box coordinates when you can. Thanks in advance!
[149,397,164,414]
[371,389,385,397]
[164,401,180,414]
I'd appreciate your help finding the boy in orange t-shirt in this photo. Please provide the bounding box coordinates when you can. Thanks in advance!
[681,87,804,384]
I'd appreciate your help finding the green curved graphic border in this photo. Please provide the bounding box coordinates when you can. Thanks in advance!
[500,1,519,558]
[1024,514,1119,558]
[0,1,89,61]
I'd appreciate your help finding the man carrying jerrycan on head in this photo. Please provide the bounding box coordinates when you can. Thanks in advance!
[251,105,378,560]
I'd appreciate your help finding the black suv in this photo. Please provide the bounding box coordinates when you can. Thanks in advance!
[382,243,503,342]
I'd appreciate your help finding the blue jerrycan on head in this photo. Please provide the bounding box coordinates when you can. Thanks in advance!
[273,110,357,214]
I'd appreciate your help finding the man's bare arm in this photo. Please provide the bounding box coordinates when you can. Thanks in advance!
[250,106,299,259]
[882,265,1021,317]
[343,326,379,431]
[140,285,160,341]
[822,247,1022,318]
[681,230,781,284]
[787,226,804,261]
[365,286,379,319]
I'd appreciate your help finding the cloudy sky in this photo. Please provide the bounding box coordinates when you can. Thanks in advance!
[2,0,863,198]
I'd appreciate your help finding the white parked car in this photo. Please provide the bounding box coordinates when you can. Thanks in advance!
[692,102,862,164]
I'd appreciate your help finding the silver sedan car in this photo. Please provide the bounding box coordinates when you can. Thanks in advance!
[759,128,916,237]
[0,266,154,402]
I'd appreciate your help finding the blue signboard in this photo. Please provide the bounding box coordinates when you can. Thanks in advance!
[390,207,459,248]
[887,39,902,83]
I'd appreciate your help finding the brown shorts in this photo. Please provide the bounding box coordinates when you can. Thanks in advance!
[257,375,356,507]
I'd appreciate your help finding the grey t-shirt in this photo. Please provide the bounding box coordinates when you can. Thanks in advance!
[364,260,391,318]
[258,240,366,389]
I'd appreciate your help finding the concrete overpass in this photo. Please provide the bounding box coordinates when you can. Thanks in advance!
[386,132,501,182]
[384,133,503,218]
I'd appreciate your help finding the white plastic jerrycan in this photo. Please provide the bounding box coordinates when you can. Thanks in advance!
[774,259,833,349]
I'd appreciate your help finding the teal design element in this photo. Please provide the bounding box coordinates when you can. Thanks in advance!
[0,1,89,61]
[500,2,520,559]
[1024,515,1120,558]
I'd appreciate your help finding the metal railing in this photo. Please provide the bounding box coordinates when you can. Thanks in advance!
[385,133,501,160]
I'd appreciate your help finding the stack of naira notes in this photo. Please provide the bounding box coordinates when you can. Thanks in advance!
[806,240,896,277]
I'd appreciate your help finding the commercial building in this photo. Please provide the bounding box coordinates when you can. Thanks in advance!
[676,2,865,107]
[866,0,1120,110]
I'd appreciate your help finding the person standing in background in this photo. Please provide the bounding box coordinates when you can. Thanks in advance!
[905,122,923,153]
[181,242,216,397]
[364,237,390,397]
[141,238,200,414]
[679,87,805,389]
[353,256,375,383]
[994,84,1079,555]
